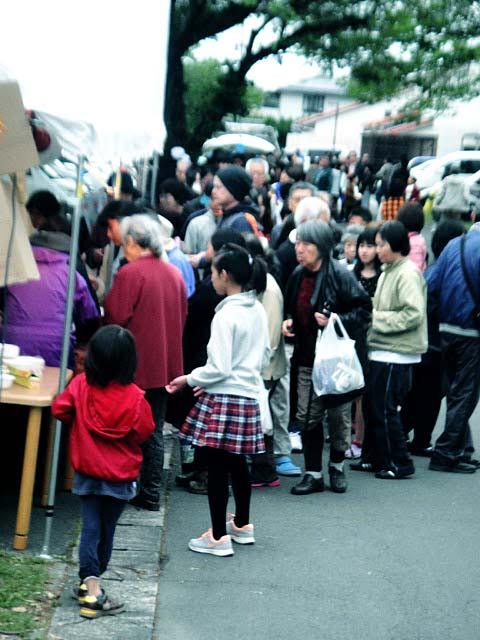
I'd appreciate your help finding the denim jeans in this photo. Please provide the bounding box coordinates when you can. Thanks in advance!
[78,495,126,581]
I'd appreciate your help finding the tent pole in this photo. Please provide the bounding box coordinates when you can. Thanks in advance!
[39,155,85,559]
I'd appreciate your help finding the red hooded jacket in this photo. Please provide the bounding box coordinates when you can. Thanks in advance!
[52,373,155,482]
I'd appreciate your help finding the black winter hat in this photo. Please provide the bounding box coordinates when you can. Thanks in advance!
[217,166,252,202]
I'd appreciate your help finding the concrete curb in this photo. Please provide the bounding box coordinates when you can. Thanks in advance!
[46,432,176,640]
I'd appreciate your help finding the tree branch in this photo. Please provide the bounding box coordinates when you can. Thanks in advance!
[178,1,264,54]
[233,14,368,79]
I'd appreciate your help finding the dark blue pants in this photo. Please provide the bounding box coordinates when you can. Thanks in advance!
[432,334,480,465]
[367,361,413,470]
[78,495,126,581]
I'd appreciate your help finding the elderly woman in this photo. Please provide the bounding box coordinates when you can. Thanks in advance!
[104,214,188,510]
[276,195,332,289]
[352,221,427,479]
[282,220,371,495]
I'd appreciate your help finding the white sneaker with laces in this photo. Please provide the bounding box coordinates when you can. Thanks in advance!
[188,529,234,556]
[226,514,255,544]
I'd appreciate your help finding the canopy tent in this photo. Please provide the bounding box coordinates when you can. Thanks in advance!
[0,0,172,556]
[202,132,277,156]
[0,0,170,162]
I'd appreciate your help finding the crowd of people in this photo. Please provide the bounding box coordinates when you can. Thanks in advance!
[2,145,480,617]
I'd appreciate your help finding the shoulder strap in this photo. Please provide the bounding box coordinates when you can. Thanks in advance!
[460,234,480,305]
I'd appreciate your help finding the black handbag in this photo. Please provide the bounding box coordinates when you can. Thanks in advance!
[460,234,480,330]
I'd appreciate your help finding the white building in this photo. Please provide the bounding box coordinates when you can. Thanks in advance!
[255,75,354,121]
[286,94,480,160]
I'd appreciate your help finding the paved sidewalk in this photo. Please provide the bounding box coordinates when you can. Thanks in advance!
[46,432,175,640]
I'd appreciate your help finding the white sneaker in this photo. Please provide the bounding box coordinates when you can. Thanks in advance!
[345,443,362,459]
[290,432,303,453]
[188,529,234,556]
[226,514,255,544]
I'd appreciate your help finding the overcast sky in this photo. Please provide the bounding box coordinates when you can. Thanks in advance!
[0,3,320,156]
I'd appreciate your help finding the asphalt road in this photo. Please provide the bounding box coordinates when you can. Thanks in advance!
[155,401,480,640]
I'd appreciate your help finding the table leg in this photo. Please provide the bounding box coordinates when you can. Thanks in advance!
[41,416,55,507]
[13,407,42,550]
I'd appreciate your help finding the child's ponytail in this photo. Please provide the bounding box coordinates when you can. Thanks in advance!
[248,255,267,294]
[213,242,266,294]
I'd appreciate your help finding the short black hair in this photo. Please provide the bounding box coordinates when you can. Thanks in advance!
[159,178,191,205]
[96,200,141,227]
[431,220,465,259]
[26,190,61,217]
[348,206,372,224]
[210,228,246,253]
[377,221,410,256]
[397,202,424,232]
[85,325,137,388]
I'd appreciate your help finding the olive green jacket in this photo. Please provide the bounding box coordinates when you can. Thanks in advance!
[367,257,428,354]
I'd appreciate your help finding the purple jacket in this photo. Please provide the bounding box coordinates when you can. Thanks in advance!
[3,246,99,366]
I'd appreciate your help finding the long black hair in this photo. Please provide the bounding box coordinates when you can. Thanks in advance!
[243,233,281,284]
[354,226,382,277]
[213,243,267,294]
[85,325,137,388]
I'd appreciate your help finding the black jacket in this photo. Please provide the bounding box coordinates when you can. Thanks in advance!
[285,258,372,408]
[285,259,371,342]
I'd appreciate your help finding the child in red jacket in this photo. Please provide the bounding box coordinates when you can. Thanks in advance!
[52,325,154,619]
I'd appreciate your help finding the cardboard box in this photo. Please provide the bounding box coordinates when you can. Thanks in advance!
[0,178,39,285]
[0,80,39,175]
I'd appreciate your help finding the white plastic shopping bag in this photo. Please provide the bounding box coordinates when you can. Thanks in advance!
[312,316,364,396]
[258,384,273,435]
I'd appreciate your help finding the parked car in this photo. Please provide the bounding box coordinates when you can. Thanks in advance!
[410,151,480,200]
[407,156,435,170]
[466,169,480,214]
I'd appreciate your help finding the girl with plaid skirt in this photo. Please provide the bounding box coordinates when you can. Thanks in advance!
[167,243,270,556]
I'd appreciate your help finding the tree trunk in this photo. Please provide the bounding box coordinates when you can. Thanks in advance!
[163,18,188,153]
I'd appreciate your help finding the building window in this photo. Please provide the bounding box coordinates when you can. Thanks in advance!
[302,93,324,115]
[264,91,280,108]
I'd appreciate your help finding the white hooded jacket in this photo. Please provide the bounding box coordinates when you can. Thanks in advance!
[187,291,270,398]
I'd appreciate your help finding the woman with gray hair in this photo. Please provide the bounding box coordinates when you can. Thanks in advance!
[104,213,188,511]
[293,196,331,228]
[121,214,164,259]
[282,220,371,495]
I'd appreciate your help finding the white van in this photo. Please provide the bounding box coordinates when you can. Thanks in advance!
[410,151,480,200]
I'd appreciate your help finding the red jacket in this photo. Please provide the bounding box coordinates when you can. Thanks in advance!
[52,373,155,482]
[104,256,187,389]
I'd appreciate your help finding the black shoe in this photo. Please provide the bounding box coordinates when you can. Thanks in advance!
[130,494,160,511]
[350,461,379,472]
[329,466,347,493]
[410,446,433,458]
[375,463,415,480]
[175,472,197,488]
[291,474,325,495]
[460,458,480,469]
[188,479,208,495]
[429,461,477,474]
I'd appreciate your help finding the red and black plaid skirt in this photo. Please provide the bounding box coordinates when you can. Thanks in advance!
[180,393,265,455]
